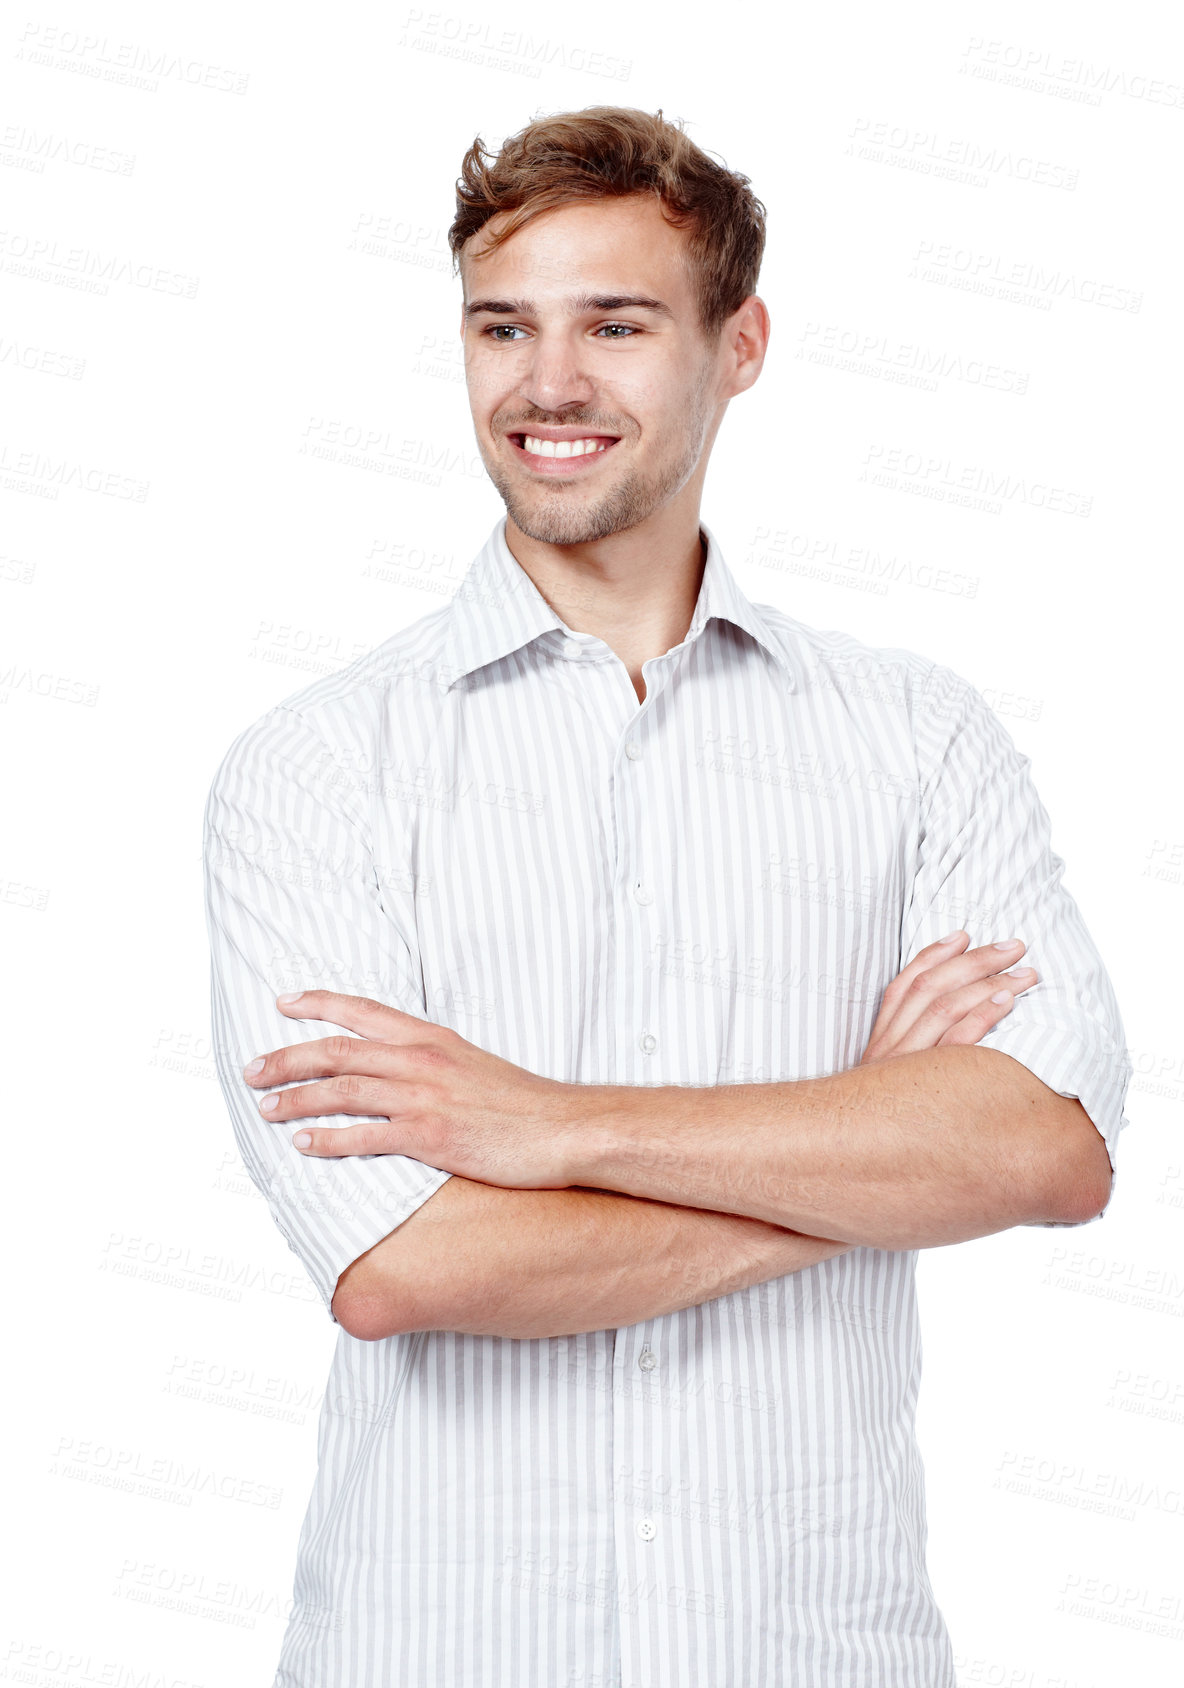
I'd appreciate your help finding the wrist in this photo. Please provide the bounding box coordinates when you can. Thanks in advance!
[559,1081,699,1197]
[554,1080,644,1190]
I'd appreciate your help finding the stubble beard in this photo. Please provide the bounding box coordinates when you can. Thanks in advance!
[480,379,713,547]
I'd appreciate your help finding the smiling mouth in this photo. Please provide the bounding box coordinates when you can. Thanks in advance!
[508,432,621,470]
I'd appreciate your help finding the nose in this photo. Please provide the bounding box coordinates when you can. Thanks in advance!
[515,330,596,415]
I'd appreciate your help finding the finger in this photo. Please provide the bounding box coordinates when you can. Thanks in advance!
[879,932,970,1006]
[864,932,970,1045]
[862,966,1035,1062]
[276,990,431,1043]
[256,1075,399,1122]
[289,1122,408,1157]
[935,981,1030,1047]
[861,966,1036,1064]
[932,972,1033,1046]
[886,968,1038,1055]
[244,1034,407,1089]
[879,939,1029,1043]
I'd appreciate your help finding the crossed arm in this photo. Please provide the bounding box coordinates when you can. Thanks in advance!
[336,1178,847,1342]
[243,934,1113,1341]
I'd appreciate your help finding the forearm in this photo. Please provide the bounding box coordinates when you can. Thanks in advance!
[567,1046,1110,1249]
[333,1174,851,1341]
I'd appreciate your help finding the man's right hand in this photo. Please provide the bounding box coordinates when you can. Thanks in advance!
[859,931,1036,1067]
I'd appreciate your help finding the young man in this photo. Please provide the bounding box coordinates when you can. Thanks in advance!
[204,107,1129,1688]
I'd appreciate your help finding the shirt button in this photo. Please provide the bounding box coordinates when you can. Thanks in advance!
[624,741,642,760]
[639,1033,657,1054]
[636,1518,657,1542]
[637,1348,657,1372]
[633,883,653,905]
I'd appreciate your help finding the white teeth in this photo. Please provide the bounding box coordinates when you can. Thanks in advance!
[520,435,611,458]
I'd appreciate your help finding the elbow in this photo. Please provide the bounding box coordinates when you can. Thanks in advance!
[331,1263,414,1342]
[332,1290,400,1341]
[1047,1162,1112,1226]
[1040,1105,1114,1225]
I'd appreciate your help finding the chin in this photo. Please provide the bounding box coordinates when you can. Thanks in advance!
[502,480,661,547]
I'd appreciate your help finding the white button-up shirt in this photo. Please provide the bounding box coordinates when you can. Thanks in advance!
[204,516,1130,1687]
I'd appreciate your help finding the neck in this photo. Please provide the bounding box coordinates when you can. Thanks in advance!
[503,511,708,701]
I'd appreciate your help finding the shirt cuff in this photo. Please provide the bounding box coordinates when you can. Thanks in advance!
[265,1155,454,1321]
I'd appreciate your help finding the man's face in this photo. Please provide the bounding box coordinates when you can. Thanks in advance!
[460,195,733,546]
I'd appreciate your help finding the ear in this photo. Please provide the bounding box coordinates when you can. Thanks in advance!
[728,295,771,396]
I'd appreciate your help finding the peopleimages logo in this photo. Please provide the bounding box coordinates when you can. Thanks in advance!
[797,320,1030,396]
[861,445,1092,519]
[847,117,1079,190]
[0,230,200,297]
[959,37,1184,109]
[1,1640,206,1688]
[0,442,149,500]
[397,10,632,82]
[15,23,251,94]
[911,241,1142,313]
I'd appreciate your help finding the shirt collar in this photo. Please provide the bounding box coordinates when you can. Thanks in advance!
[439,516,796,690]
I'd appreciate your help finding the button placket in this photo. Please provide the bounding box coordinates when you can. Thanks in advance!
[622,723,661,1376]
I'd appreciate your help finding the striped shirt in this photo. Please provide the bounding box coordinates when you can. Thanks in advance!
[203,515,1130,1687]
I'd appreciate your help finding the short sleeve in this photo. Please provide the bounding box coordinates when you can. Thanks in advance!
[203,704,453,1320]
[900,667,1131,1228]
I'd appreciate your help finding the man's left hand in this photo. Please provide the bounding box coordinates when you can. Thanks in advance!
[244,991,580,1188]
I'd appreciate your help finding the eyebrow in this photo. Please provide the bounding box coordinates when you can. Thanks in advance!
[463,292,675,321]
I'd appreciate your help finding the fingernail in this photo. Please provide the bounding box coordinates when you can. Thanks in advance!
[292,1132,312,1149]
[243,1058,265,1078]
[260,1095,279,1112]
[277,992,304,1006]
[991,990,1012,1004]
[993,940,1021,950]
[938,931,964,944]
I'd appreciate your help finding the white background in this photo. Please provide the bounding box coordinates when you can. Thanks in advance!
[2,2,1181,1684]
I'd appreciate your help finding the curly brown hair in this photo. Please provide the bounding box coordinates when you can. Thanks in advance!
[449,106,767,339]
